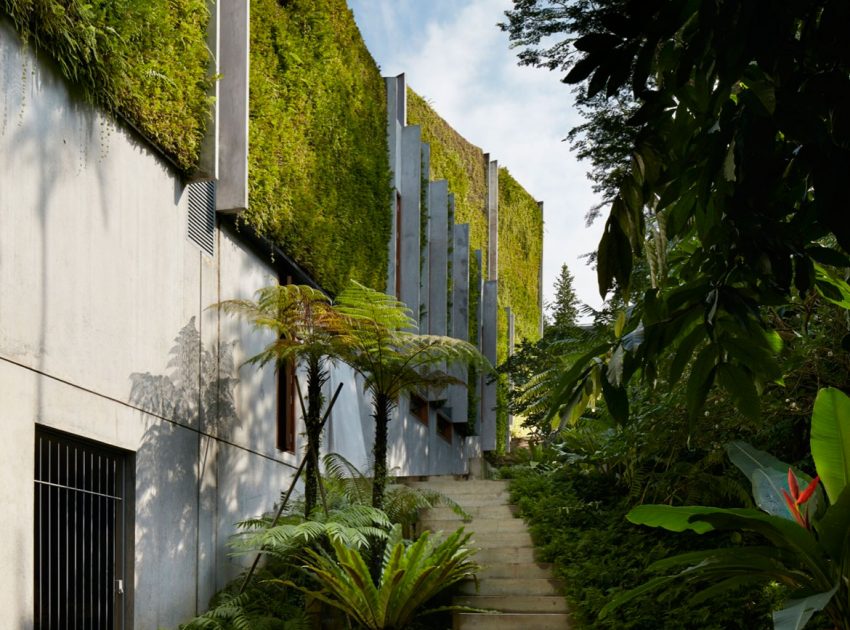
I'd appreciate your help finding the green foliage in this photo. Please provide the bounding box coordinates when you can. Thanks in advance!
[497,168,543,348]
[550,263,581,334]
[2,0,213,171]
[614,392,850,629]
[334,281,488,509]
[507,464,776,629]
[407,90,489,279]
[290,525,480,630]
[246,0,391,294]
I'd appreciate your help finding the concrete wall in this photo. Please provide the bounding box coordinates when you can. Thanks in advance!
[0,25,302,628]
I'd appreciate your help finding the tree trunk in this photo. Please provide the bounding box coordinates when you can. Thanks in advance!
[303,356,325,518]
[371,391,392,511]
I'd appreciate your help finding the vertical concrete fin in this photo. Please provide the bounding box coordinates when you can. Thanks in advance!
[449,223,470,424]
[217,0,250,213]
[480,280,498,451]
[396,73,406,127]
[399,125,422,325]
[384,75,403,296]
[487,160,499,281]
[191,0,219,181]
[420,144,431,333]
[428,180,449,336]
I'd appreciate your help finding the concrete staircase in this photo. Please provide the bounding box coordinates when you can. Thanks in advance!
[408,478,571,629]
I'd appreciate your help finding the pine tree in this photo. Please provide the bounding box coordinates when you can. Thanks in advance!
[550,263,580,334]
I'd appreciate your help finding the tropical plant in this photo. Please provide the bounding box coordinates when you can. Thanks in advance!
[320,453,471,537]
[333,281,487,511]
[218,284,347,516]
[604,387,850,629]
[287,525,480,630]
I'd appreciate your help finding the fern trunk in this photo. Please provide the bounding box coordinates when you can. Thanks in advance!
[371,391,393,511]
[303,355,325,518]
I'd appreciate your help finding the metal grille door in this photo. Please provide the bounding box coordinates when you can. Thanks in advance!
[35,428,129,629]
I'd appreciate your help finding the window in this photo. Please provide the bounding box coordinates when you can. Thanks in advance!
[276,274,296,453]
[35,426,132,629]
[436,413,453,443]
[395,190,402,298]
[409,393,429,426]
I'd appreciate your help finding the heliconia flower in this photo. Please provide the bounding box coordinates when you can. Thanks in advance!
[796,476,820,506]
[783,468,820,529]
[787,468,799,499]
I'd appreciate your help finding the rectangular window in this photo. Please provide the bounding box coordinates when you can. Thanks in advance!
[35,426,132,629]
[409,393,429,426]
[276,361,296,453]
[436,413,453,443]
[276,275,296,453]
[395,191,402,298]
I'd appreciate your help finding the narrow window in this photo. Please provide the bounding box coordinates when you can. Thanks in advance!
[409,393,429,426]
[436,413,453,443]
[395,191,402,298]
[276,275,296,453]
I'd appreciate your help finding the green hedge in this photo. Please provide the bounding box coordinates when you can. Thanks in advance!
[245,0,391,294]
[498,168,543,355]
[2,0,213,171]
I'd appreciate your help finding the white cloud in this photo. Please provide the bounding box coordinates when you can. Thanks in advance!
[349,0,606,316]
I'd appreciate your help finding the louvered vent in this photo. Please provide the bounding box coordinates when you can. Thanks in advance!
[187,180,216,256]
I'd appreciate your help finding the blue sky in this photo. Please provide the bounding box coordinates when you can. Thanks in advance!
[347,0,606,316]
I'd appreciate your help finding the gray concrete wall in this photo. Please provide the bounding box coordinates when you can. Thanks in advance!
[448,224,470,424]
[420,144,431,332]
[216,0,249,212]
[428,180,449,336]
[487,160,499,281]
[480,281,499,451]
[399,126,422,324]
[385,75,403,297]
[0,26,305,628]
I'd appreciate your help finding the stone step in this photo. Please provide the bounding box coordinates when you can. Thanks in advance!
[467,531,534,548]
[454,612,571,629]
[460,578,563,596]
[454,595,569,614]
[420,518,527,533]
[424,504,518,519]
[437,493,512,507]
[478,562,553,579]
[406,480,510,494]
[475,546,539,564]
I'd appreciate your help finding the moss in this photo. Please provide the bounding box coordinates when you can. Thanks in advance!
[2,0,213,171]
[498,168,543,349]
[245,0,391,294]
[407,90,489,279]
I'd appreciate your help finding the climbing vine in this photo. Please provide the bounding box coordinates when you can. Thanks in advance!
[245,0,391,294]
[1,0,213,171]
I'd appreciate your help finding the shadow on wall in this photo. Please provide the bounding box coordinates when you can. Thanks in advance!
[128,318,239,625]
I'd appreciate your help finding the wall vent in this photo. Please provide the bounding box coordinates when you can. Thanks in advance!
[187,180,216,256]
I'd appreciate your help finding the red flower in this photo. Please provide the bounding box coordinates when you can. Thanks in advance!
[783,468,820,529]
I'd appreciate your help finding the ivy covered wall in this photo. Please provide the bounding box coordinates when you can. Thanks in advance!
[1,0,213,171]
[497,168,544,361]
[245,0,391,294]
[407,89,543,356]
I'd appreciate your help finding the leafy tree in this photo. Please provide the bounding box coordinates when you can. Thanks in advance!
[504,0,850,423]
[218,284,347,517]
[333,282,486,511]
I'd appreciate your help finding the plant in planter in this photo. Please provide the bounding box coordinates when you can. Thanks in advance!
[603,387,850,629]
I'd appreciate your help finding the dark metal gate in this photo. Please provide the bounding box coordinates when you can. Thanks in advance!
[35,427,130,629]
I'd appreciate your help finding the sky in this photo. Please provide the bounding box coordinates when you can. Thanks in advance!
[347,0,606,316]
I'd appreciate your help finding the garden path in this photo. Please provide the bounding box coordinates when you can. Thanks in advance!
[409,478,571,629]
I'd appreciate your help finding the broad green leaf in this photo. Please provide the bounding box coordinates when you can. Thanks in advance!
[716,363,759,419]
[627,504,723,534]
[686,345,717,422]
[772,586,837,630]
[814,485,850,562]
[811,387,850,503]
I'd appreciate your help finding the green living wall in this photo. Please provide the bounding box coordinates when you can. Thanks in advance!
[246,0,391,294]
[2,0,213,171]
